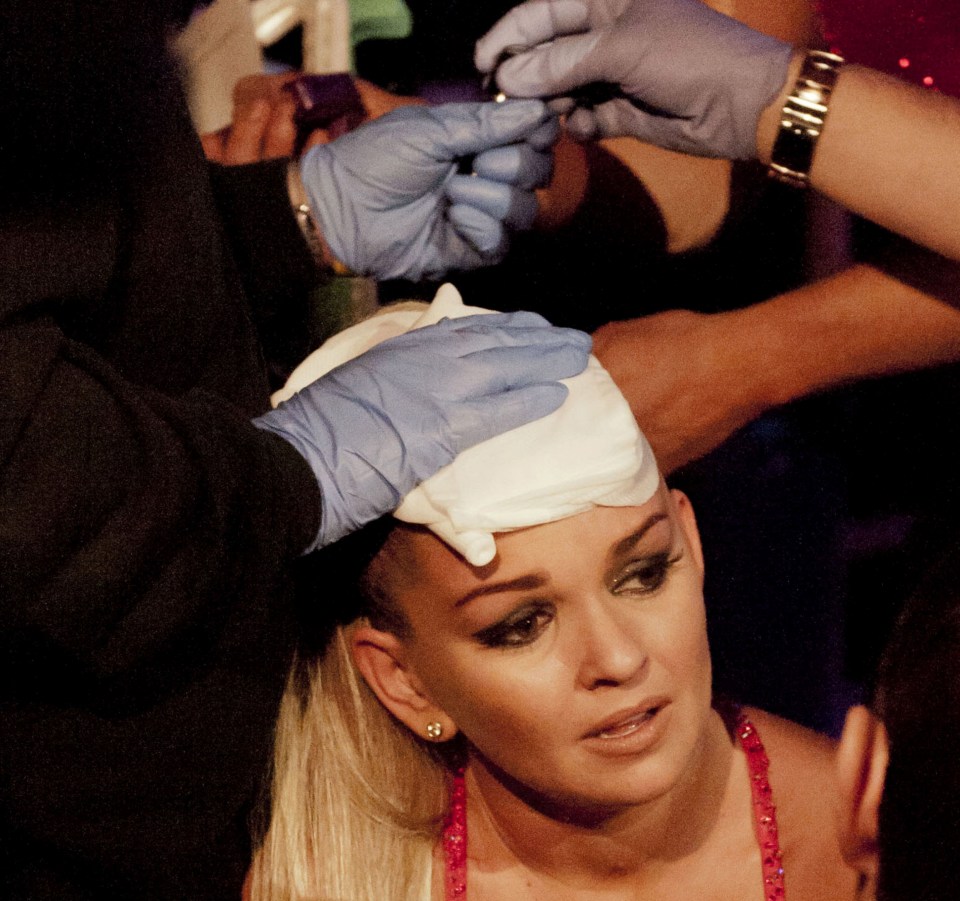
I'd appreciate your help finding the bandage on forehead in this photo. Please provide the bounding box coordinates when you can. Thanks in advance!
[274,284,660,566]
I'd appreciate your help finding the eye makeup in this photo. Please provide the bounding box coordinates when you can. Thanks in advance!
[473,603,554,649]
[469,545,681,651]
[610,550,683,596]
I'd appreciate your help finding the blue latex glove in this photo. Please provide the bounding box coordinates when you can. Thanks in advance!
[474,0,793,159]
[253,312,591,551]
[299,102,559,282]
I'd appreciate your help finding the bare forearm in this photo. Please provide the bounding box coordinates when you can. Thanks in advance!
[594,263,960,474]
[729,263,960,409]
[758,57,960,261]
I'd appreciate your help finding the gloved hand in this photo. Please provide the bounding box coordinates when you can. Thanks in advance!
[253,312,591,551]
[298,101,559,281]
[474,0,794,159]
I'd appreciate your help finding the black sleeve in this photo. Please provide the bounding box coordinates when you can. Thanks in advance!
[0,320,320,901]
[0,171,322,901]
[0,318,319,675]
[209,158,327,387]
[0,3,322,897]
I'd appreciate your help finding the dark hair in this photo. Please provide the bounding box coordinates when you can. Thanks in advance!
[874,539,960,901]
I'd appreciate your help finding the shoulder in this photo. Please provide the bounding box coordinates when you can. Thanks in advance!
[742,706,836,823]
[744,706,836,776]
[740,707,838,857]
[743,707,860,901]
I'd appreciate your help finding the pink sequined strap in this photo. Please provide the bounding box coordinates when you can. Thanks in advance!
[735,712,786,900]
[442,768,468,900]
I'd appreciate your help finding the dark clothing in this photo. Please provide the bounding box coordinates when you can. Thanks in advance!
[1,4,321,897]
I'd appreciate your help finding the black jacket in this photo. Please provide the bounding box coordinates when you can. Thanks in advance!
[1,3,322,896]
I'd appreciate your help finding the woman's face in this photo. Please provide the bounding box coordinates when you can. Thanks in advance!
[364,485,712,812]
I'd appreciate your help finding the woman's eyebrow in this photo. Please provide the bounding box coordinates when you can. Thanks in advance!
[453,573,549,609]
[610,512,669,559]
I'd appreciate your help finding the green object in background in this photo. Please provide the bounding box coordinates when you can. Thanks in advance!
[306,275,380,348]
[350,0,412,47]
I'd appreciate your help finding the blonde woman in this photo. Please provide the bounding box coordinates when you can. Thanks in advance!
[249,287,859,901]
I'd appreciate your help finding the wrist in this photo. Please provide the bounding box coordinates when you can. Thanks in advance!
[756,50,806,165]
[758,49,845,187]
[285,159,353,276]
[712,304,805,414]
[720,272,897,413]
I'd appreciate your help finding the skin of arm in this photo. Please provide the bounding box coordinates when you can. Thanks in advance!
[593,3,960,473]
[594,264,960,474]
[756,54,960,262]
[536,0,819,251]
[535,132,733,253]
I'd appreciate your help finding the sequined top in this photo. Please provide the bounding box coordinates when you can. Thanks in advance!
[441,709,784,900]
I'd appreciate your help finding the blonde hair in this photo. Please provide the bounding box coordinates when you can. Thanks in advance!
[248,621,451,901]
[252,302,460,900]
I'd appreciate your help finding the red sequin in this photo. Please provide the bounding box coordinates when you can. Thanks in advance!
[736,712,787,900]
[442,767,468,900]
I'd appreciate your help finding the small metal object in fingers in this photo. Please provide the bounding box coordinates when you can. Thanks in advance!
[458,46,529,173]
[482,44,530,102]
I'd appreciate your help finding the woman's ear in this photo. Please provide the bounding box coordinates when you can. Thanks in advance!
[670,488,704,576]
[835,705,889,884]
[351,624,458,743]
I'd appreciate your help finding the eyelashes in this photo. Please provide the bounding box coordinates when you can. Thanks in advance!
[474,605,553,649]
[472,550,683,650]
[611,551,681,596]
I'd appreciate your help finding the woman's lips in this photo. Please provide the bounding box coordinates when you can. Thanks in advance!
[596,707,659,740]
[582,699,671,754]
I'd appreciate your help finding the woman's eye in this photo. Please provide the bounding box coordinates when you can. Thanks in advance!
[474,606,553,649]
[614,551,680,595]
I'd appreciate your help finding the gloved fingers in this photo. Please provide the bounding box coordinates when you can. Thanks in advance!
[446,203,510,261]
[574,100,708,154]
[527,116,562,151]
[446,176,539,230]
[547,96,577,117]
[564,106,601,141]
[452,382,571,448]
[493,31,606,99]
[587,99,654,143]
[471,143,554,189]
[458,337,590,394]
[474,0,590,72]
[365,311,576,358]
[430,100,553,160]
[358,312,590,391]
[432,311,591,352]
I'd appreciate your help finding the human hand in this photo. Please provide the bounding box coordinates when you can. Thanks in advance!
[593,310,771,473]
[200,73,426,163]
[253,312,592,550]
[298,101,559,281]
[200,91,302,163]
[475,0,793,158]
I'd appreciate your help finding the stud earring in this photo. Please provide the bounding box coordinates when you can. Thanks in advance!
[425,721,444,741]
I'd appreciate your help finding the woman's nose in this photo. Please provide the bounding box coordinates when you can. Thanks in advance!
[574,597,648,690]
